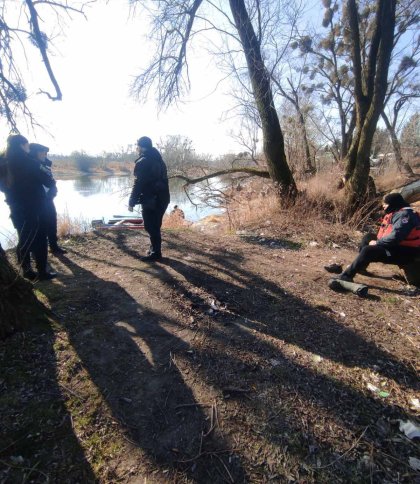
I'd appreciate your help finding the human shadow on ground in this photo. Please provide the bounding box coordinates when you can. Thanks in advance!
[0,324,96,482]
[40,255,247,483]
[90,230,418,389]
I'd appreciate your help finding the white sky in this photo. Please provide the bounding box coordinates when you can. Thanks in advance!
[0,0,248,156]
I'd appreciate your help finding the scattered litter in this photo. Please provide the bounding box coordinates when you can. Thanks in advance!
[209,300,219,310]
[367,383,389,398]
[339,312,346,318]
[309,241,319,247]
[409,457,420,471]
[269,358,282,367]
[410,398,420,410]
[120,397,132,404]
[312,355,323,364]
[399,420,420,439]
[332,243,340,249]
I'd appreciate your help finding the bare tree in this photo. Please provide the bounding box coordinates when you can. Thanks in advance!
[295,3,356,163]
[0,0,91,130]
[270,57,316,174]
[341,0,397,207]
[381,21,419,178]
[131,0,297,201]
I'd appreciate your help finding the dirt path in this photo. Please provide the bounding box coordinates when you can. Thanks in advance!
[1,227,419,482]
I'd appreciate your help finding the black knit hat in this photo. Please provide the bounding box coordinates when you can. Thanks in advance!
[29,143,49,154]
[137,136,153,149]
[383,193,408,212]
[7,134,28,149]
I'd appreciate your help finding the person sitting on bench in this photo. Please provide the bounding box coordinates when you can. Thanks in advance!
[338,193,420,282]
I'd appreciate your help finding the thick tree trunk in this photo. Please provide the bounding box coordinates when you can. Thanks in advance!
[229,0,297,200]
[381,111,415,178]
[344,0,397,209]
[0,246,46,339]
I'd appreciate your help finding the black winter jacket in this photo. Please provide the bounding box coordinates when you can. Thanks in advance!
[129,147,170,208]
[4,152,54,212]
[376,208,420,248]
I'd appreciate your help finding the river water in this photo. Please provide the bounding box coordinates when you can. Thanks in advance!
[0,175,220,248]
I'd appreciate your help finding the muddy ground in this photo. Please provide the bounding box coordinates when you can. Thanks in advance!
[1,224,419,483]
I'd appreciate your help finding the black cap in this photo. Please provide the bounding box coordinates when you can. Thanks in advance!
[137,136,153,149]
[383,193,408,212]
[29,143,49,154]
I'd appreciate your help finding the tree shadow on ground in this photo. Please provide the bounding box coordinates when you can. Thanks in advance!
[39,255,247,483]
[160,233,418,387]
[151,251,418,480]
[0,323,96,482]
[45,231,418,481]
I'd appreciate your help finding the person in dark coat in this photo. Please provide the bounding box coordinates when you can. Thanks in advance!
[128,136,170,261]
[29,143,67,255]
[2,134,57,281]
[337,193,420,282]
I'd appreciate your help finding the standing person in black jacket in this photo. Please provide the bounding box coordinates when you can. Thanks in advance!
[29,143,67,255]
[128,136,170,261]
[2,134,57,281]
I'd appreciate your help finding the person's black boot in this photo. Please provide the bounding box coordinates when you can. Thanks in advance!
[37,271,58,281]
[336,272,354,282]
[140,252,162,262]
[23,269,38,281]
[324,263,343,274]
[50,246,67,255]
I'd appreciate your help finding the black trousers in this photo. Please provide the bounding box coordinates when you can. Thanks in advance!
[345,236,420,277]
[45,198,59,249]
[10,207,48,273]
[142,200,169,255]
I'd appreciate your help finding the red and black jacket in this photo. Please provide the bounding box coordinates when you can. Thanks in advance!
[377,208,420,248]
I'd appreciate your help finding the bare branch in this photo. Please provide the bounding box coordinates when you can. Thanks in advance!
[170,167,270,186]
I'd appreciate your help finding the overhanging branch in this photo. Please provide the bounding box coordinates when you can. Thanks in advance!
[170,167,270,186]
[26,0,62,101]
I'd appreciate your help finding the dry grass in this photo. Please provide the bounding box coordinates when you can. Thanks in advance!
[223,169,381,243]
[162,212,192,229]
[57,211,91,238]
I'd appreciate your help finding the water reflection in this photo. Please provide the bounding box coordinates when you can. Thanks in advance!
[0,175,220,248]
[73,175,132,196]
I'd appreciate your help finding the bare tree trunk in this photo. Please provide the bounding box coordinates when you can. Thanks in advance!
[344,0,397,208]
[381,111,415,178]
[228,0,297,200]
[0,247,46,339]
[296,107,315,174]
